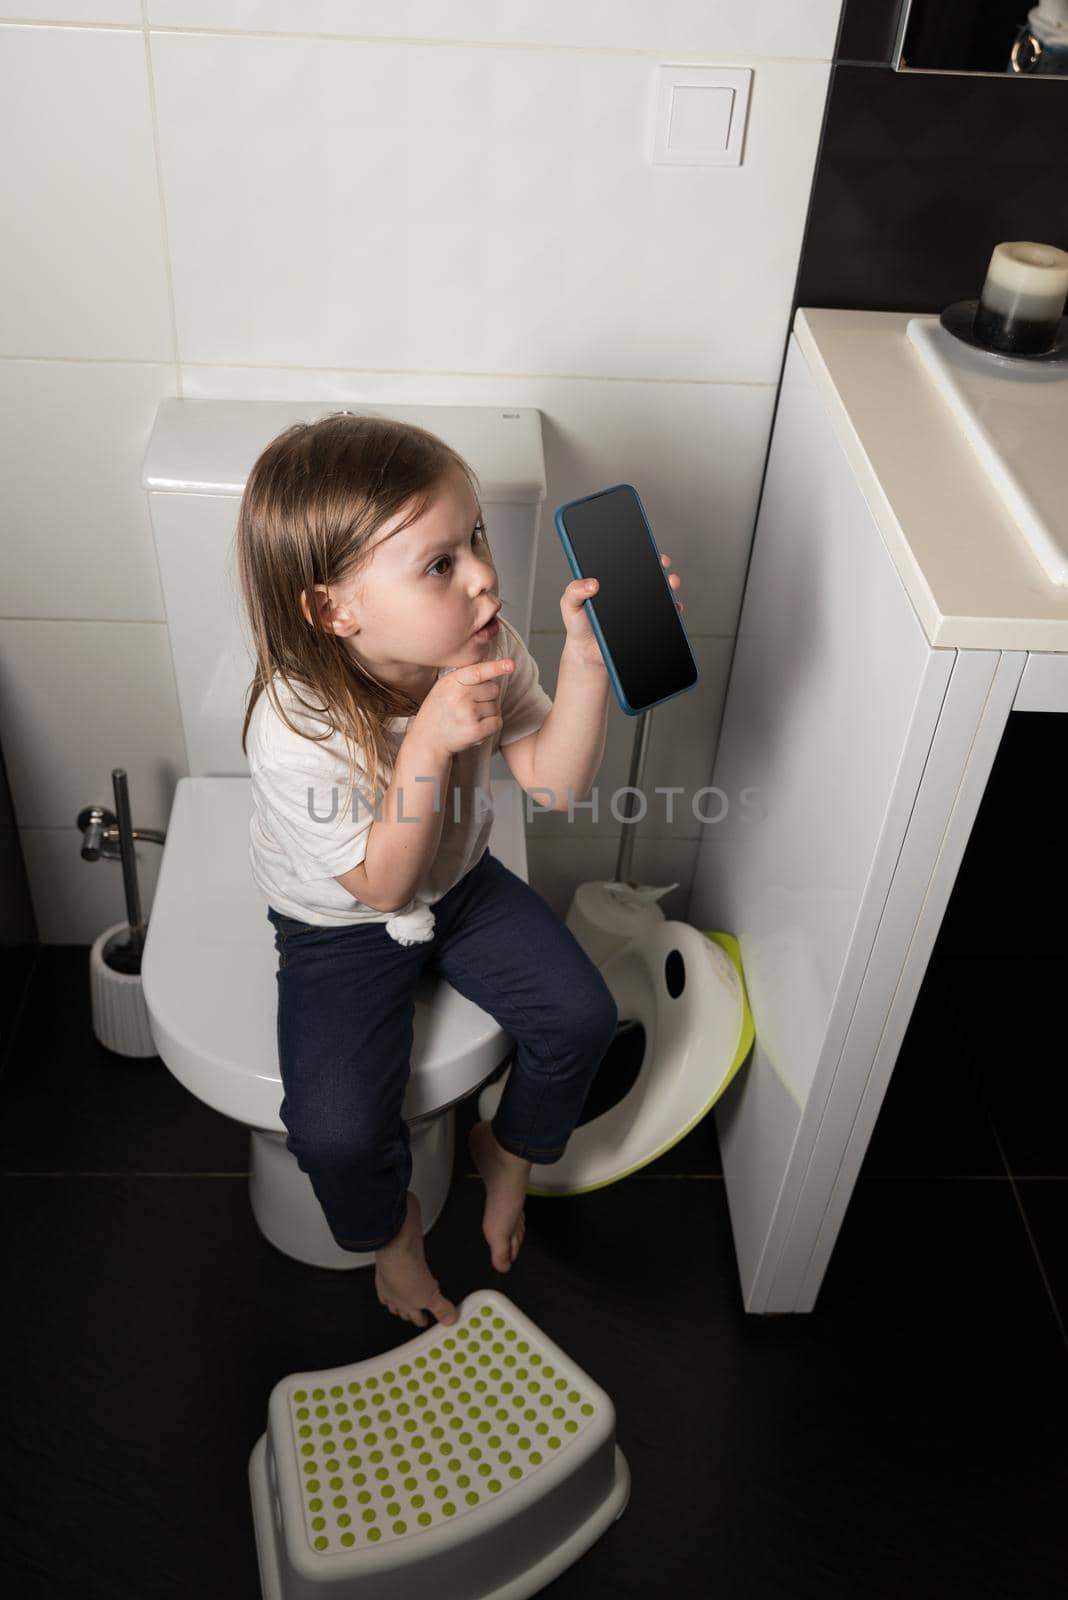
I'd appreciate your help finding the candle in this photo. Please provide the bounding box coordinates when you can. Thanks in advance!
[972,240,1068,355]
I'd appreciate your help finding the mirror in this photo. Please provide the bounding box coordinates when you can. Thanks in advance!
[894,0,1068,75]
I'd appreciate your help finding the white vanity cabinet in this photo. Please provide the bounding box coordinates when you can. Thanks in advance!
[690,308,1068,1314]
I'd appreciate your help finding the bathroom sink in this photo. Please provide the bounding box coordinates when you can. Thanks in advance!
[906,316,1068,587]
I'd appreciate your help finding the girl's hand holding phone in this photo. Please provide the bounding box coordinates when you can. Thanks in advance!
[410,657,516,757]
[561,553,684,671]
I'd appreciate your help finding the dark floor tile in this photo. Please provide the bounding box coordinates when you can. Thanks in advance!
[1014,1180,1068,1344]
[948,947,1068,1179]
[1,940,38,1061]
[799,1175,1067,1598]
[861,947,1004,1177]
[5,951,722,1189]
[919,715,1068,1179]
[3,1165,1066,1600]
[0,948,249,1175]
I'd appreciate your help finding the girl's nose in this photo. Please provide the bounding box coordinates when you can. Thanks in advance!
[469,552,496,592]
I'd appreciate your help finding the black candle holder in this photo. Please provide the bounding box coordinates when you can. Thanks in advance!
[939,299,1068,364]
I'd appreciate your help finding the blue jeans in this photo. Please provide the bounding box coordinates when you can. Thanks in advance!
[266,847,619,1253]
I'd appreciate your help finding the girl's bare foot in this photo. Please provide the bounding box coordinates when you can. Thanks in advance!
[468,1120,532,1272]
[374,1191,459,1328]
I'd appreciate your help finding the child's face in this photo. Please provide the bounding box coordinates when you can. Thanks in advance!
[308,465,500,690]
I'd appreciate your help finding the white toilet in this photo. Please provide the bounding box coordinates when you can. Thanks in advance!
[139,398,548,1272]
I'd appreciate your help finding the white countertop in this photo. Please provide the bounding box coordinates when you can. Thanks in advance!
[793,307,1068,652]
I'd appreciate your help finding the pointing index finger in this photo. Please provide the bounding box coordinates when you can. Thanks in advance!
[457,657,515,683]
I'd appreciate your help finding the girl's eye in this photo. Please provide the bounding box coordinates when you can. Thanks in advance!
[427,523,488,578]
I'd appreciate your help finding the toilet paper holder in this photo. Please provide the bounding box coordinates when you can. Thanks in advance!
[78,767,166,975]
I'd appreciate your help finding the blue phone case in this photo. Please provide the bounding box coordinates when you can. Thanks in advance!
[553,483,700,717]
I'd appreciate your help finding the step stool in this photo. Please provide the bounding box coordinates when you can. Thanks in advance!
[248,1289,630,1600]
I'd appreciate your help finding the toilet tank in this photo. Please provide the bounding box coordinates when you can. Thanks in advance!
[140,400,546,777]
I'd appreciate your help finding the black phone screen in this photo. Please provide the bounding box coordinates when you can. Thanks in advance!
[560,486,698,713]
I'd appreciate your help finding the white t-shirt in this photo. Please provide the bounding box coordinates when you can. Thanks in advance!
[246,616,553,926]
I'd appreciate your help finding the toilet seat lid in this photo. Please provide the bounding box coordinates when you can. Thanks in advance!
[142,776,527,1131]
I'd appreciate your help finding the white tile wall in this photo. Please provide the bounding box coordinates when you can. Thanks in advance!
[526,834,702,927]
[148,34,828,385]
[0,4,140,19]
[182,365,776,638]
[523,631,735,844]
[0,620,187,832]
[0,361,176,621]
[0,25,173,360]
[142,2,841,61]
[0,3,840,942]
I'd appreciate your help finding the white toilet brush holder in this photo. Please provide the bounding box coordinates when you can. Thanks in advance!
[89,922,157,1058]
[81,766,166,1059]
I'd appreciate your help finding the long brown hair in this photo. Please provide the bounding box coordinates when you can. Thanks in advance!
[235,411,488,813]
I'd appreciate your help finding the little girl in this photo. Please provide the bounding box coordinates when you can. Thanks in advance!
[234,411,681,1331]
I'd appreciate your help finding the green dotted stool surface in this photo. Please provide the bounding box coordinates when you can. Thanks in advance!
[249,1289,629,1600]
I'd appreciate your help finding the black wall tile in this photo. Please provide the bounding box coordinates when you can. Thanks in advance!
[796,62,1068,312]
[901,0,1032,74]
[838,0,905,63]
[0,736,38,1063]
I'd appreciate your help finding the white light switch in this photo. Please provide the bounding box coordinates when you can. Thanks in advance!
[652,65,752,167]
[670,86,734,151]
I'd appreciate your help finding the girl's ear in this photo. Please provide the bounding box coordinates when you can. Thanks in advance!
[301,584,358,635]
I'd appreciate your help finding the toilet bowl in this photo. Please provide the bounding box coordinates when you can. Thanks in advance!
[141,774,531,1271]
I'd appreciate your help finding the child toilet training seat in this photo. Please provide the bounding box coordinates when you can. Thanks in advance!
[478,923,754,1195]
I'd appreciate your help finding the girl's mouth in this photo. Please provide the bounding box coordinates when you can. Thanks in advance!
[472,615,499,641]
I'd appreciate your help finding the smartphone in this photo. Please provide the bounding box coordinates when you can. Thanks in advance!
[554,483,700,715]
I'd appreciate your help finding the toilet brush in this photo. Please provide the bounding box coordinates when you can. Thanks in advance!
[80,768,166,1058]
[564,709,678,973]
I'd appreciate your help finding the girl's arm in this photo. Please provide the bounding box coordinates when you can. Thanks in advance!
[335,730,452,911]
[527,641,610,811]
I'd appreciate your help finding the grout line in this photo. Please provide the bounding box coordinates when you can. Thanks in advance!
[0,1170,249,1178]
[464,1171,725,1180]
[0,620,732,636]
[175,365,776,387]
[859,1172,1067,1180]
[528,628,735,639]
[0,355,174,367]
[152,31,832,69]
[0,1169,725,1180]
[0,352,775,388]
[0,19,830,66]
[140,0,183,397]
[8,19,831,68]
[0,15,144,25]
[1,1170,1039,1181]
[968,1061,1068,1352]
[0,948,41,1087]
